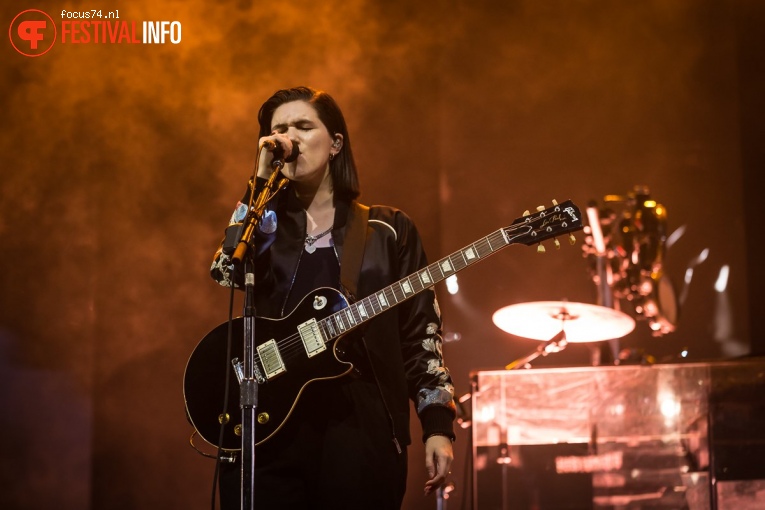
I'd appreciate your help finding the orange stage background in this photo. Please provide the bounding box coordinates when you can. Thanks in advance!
[2,1,764,509]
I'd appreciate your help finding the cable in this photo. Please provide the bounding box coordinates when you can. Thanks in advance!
[210,282,237,510]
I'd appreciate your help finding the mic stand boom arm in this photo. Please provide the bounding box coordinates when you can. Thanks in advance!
[231,165,289,265]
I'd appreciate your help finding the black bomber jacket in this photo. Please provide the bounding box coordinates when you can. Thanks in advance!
[210,178,456,447]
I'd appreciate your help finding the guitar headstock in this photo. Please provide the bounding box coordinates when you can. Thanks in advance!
[505,200,583,250]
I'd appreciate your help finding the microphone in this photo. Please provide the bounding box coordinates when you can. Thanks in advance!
[263,139,299,167]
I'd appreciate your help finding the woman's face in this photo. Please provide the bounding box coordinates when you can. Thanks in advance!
[270,100,340,186]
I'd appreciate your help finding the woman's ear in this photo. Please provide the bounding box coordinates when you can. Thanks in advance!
[331,134,344,155]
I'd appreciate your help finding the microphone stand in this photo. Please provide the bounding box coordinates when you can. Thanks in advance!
[230,152,288,510]
[586,203,618,366]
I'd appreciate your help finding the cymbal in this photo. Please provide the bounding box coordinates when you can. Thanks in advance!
[492,301,635,343]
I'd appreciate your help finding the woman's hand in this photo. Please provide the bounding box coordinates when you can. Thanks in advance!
[256,133,294,179]
[423,434,453,496]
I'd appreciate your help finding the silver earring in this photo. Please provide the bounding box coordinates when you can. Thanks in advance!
[329,153,335,161]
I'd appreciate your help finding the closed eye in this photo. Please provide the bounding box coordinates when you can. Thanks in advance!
[272,119,316,133]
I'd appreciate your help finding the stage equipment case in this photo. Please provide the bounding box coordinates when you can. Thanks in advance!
[470,359,765,510]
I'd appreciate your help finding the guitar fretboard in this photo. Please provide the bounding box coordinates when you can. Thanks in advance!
[317,224,529,341]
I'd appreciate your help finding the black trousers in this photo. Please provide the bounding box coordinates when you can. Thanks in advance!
[219,378,408,510]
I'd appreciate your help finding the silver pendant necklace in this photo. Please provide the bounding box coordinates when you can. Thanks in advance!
[304,226,333,253]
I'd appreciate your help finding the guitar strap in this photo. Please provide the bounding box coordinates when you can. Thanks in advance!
[340,201,369,302]
[340,202,402,453]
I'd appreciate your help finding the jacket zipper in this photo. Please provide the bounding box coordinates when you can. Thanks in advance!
[283,210,403,455]
[279,211,308,317]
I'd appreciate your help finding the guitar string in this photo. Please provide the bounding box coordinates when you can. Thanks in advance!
[258,203,584,366]
[259,229,507,361]
[252,220,559,366]
[254,217,565,367]
[251,227,518,368]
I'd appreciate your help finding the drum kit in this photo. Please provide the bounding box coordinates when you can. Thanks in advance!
[491,186,678,368]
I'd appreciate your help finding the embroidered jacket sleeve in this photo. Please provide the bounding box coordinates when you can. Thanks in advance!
[210,178,276,288]
[393,211,456,442]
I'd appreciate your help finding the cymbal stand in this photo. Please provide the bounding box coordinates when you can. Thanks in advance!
[586,202,619,365]
[504,329,568,370]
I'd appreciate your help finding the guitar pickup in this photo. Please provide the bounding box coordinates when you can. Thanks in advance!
[257,339,286,379]
[298,318,327,358]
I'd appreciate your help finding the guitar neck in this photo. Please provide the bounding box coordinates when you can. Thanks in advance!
[319,226,515,339]
[318,199,582,341]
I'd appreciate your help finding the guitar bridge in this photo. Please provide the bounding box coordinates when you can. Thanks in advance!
[231,358,265,384]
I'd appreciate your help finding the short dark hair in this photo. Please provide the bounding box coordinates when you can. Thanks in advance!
[257,86,360,202]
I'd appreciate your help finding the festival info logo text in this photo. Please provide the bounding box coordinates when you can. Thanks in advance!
[10,9,182,57]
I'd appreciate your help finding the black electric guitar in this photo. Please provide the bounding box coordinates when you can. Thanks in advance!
[184,200,583,450]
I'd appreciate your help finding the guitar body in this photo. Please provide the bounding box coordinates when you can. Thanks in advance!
[183,287,353,450]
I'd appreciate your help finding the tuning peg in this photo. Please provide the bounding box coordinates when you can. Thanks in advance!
[554,238,561,250]
[569,234,576,245]
[537,244,546,253]
[536,205,545,212]
[552,199,558,206]
[523,210,530,217]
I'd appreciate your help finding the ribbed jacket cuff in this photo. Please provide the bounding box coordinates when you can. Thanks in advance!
[420,406,456,443]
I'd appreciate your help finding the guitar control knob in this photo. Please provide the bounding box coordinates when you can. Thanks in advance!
[234,424,242,436]
[257,413,270,424]
[218,413,230,425]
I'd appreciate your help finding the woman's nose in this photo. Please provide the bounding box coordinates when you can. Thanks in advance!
[284,134,300,156]
[285,132,300,146]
